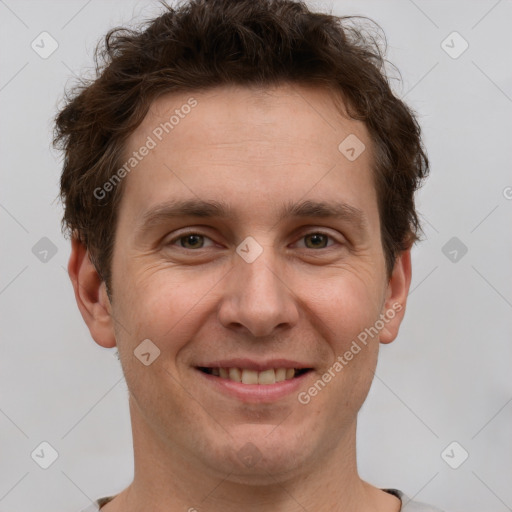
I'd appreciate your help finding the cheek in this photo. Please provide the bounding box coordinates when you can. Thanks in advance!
[303,278,381,416]
[110,266,211,411]
[306,269,383,342]
[113,261,224,346]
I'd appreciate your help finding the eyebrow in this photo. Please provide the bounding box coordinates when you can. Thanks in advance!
[135,198,368,239]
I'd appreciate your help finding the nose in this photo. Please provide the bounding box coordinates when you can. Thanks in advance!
[217,244,300,338]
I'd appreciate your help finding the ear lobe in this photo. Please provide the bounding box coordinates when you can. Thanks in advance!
[379,249,412,345]
[68,237,117,348]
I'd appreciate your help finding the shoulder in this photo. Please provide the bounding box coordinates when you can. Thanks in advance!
[383,488,447,512]
[84,491,449,512]
[79,496,116,512]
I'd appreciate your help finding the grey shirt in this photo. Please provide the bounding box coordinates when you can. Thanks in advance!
[79,488,446,511]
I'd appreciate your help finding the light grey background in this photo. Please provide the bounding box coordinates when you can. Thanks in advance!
[1,1,511,511]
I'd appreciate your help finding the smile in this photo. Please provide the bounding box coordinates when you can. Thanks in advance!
[197,367,311,384]
[194,364,314,403]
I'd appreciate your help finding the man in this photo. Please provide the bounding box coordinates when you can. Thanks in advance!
[54,0,442,510]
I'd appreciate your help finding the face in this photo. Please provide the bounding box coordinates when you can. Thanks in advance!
[77,83,410,483]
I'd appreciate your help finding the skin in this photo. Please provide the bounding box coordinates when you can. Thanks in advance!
[69,83,411,512]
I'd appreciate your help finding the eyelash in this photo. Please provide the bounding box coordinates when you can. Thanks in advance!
[166,230,340,251]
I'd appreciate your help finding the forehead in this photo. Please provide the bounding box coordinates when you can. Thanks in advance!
[134,83,359,154]
[118,83,378,232]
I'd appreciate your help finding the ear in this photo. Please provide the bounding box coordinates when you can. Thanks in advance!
[379,249,412,345]
[68,236,117,348]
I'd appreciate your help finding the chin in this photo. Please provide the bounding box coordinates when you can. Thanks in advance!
[205,424,315,482]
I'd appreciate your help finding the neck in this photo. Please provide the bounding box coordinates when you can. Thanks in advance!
[106,397,399,512]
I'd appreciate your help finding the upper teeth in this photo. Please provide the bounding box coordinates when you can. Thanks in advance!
[211,367,297,384]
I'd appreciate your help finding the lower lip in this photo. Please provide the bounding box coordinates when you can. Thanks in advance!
[195,368,312,403]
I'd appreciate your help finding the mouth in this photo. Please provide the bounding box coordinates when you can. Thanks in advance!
[193,359,315,402]
[196,366,312,384]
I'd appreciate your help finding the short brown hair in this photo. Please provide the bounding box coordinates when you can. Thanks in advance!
[54,0,429,298]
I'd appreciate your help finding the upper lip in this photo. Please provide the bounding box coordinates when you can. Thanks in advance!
[195,358,313,371]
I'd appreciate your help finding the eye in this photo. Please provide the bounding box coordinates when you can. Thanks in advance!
[166,230,339,251]
[168,232,216,250]
[294,231,338,249]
